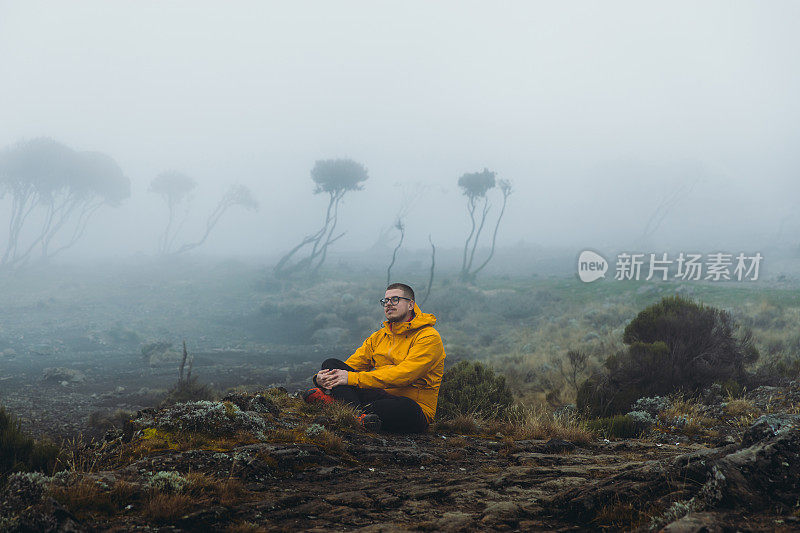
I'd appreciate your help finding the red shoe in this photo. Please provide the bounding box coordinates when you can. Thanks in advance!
[357,413,382,432]
[302,388,335,405]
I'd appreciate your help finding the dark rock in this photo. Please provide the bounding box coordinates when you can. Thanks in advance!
[6,497,85,533]
[176,506,230,529]
[128,400,270,437]
[712,435,736,448]
[431,511,474,532]
[661,511,723,533]
[554,419,800,525]
[540,438,576,453]
[323,490,372,508]
[221,391,280,415]
[481,501,522,524]
[1,472,49,513]
[741,414,800,447]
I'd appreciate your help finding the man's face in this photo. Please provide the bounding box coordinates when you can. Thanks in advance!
[383,288,414,323]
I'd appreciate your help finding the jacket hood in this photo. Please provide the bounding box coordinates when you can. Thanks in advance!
[383,303,436,334]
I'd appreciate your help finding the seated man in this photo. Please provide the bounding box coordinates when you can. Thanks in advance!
[304,283,445,433]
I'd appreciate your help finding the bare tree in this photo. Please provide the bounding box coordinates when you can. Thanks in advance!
[172,185,259,255]
[457,168,512,282]
[150,173,258,256]
[638,180,695,246]
[556,350,589,393]
[149,171,196,255]
[386,219,405,286]
[275,158,368,277]
[421,234,435,306]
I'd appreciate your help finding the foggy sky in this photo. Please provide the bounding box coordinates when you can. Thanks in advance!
[1,1,799,261]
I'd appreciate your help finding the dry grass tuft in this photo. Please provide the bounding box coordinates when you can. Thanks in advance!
[183,471,220,495]
[49,477,141,518]
[269,428,303,443]
[50,478,115,516]
[57,434,118,473]
[435,414,480,435]
[507,404,593,444]
[662,395,702,420]
[435,403,593,444]
[661,395,716,436]
[145,492,193,522]
[724,398,755,417]
[322,402,361,430]
[311,429,346,454]
[594,500,648,529]
[109,479,140,507]
[723,393,760,427]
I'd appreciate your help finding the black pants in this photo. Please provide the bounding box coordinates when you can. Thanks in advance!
[314,358,428,433]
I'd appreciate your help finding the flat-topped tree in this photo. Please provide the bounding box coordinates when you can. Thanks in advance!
[275,158,368,277]
[457,168,512,282]
[0,138,130,267]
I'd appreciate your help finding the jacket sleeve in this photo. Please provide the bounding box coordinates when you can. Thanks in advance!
[347,331,443,389]
[343,334,376,372]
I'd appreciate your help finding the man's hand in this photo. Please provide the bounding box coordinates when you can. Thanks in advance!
[316,369,348,389]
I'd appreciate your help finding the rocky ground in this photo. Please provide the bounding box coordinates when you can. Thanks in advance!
[0,349,326,440]
[2,386,800,532]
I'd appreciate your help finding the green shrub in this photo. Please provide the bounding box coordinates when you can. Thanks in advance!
[578,295,758,417]
[437,361,514,420]
[586,415,643,439]
[0,406,59,482]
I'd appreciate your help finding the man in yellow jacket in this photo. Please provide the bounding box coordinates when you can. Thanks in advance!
[305,283,445,433]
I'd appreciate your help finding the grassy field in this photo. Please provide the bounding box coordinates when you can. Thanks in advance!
[1,256,799,410]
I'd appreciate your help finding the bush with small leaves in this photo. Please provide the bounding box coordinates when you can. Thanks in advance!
[147,471,187,493]
[625,410,656,430]
[578,296,758,416]
[0,406,59,482]
[437,361,514,420]
[631,396,671,417]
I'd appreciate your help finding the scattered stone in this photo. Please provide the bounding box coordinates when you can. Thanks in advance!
[221,391,280,415]
[481,501,522,525]
[42,367,86,383]
[661,512,723,533]
[126,400,270,438]
[432,511,474,532]
[540,438,576,453]
[741,414,800,446]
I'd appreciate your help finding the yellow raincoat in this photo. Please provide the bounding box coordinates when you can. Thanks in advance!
[345,303,445,423]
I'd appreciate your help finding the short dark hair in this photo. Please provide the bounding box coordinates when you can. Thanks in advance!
[386,283,414,301]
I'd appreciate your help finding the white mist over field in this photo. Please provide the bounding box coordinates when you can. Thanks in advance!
[1,1,799,266]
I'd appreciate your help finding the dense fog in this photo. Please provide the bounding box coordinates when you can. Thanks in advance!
[1,1,799,266]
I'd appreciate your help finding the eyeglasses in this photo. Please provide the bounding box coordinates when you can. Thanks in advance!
[380,296,412,307]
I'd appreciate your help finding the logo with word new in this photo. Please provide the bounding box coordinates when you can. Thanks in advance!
[577,250,608,282]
